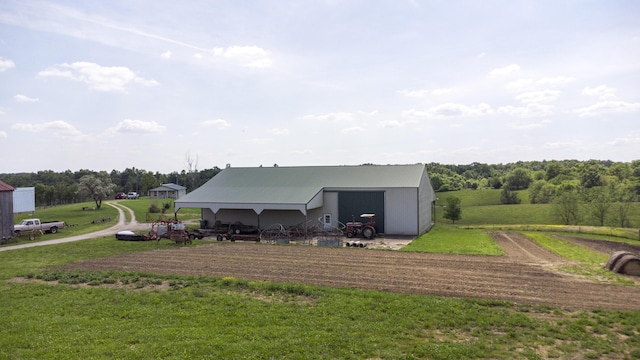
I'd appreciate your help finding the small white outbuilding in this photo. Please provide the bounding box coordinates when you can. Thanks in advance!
[174,164,436,236]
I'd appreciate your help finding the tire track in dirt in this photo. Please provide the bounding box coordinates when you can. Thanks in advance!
[491,231,568,266]
[61,241,640,311]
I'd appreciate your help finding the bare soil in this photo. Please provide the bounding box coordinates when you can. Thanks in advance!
[555,235,640,256]
[60,231,640,311]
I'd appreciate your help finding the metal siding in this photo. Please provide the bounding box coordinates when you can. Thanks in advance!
[259,210,306,229]
[0,192,13,239]
[215,209,260,227]
[384,188,418,235]
[338,191,385,233]
[13,187,35,213]
[418,167,437,234]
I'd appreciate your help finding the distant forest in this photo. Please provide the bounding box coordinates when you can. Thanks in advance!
[1,160,639,208]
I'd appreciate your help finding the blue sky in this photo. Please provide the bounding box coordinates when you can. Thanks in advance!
[1,0,639,173]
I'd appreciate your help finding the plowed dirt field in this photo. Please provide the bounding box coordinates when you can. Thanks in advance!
[62,232,640,311]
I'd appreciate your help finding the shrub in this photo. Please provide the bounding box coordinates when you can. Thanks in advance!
[148,203,161,213]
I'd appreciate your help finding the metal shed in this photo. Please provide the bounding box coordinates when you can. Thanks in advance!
[148,183,187,199]
[175,164,436,236]
[0,180,15,241]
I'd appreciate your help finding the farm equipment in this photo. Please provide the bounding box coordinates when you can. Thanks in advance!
[154,219,203,245]
[210,221,260,242]
[345,213,377,240]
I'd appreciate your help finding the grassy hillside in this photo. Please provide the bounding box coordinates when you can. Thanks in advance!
[435,189,640,230]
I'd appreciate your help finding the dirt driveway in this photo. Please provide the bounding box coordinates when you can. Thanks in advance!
[0,201,149,252]
[62,231,640,311]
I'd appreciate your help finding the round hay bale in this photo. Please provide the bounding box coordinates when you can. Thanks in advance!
[611,254,640,276]
[605,251,635,271]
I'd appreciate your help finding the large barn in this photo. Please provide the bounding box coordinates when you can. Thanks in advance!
[0,180,15,241]
[174,164,436,236]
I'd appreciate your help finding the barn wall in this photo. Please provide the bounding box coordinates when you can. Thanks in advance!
[385,187,419,235]
[417,168,436,234]
[317,191,339,227]
[0,192,14,239]
[259,210,306,229]
[215,209,260,227]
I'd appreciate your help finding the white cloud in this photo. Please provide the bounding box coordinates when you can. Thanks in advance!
[200,119,231,129]
[0,56,15,72]
[582,85,616,100]
[38,62,159,92]
[113,119,166,134]
[250,137,272,144]
[608,134,640,146]
[301,112,355,122]
[12,120,88,139]
[543,140,584,150]
[574,100,640,117]
[403,103,494,119]
[378,120,404,128]
[210,45,272,68]
[515,89,561,103]
[14,94,39,103]
[506,78,534,91]
[507,76,575,92]
[0,131,7,138]
[268,128,289,135]
[340,126,364,134]
[399,88,451,97]
[508,119,551,130]
[488,64,520,76]
[161,51,172,59]
[498,104,555,118]
[537,76,576,86]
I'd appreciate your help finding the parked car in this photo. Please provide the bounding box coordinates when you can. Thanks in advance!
[14,218,66,236]
[115,192,127,199]
[127,192,140,199]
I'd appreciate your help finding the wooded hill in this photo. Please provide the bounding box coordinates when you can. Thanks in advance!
[1,159,639,209]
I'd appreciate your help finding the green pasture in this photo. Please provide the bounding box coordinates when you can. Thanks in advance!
[402,225,503,255]
[6,199,202,245]
[2,189,640,358]
[436,189,640,238]
[1,239,640,359]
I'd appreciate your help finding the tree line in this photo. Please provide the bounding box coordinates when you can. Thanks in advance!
[431,159,640,228]
[2,160,639,223]
[0,167,221,207]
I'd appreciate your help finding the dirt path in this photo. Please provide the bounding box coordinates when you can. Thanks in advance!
[556,235,640,256]
[491,231,569,266]
[0,201,149,252]
[61,231,640,311]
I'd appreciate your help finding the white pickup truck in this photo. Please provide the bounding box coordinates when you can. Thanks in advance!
[14,218,66,236]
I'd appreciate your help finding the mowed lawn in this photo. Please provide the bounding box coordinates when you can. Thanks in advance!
[2,194,640,358]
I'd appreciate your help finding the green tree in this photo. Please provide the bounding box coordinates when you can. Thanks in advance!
[443,196,462,224]
[579,161,606,188]
[505,168,532,190]
[529,180,556,204]
[553,191,580,225]
[77,172,117,209]
[544,162,565,182]
[500,187,521,204]
[611,182,637,228]
[582,186,612,226]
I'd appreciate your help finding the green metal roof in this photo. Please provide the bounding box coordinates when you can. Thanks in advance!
[175,164,427,209]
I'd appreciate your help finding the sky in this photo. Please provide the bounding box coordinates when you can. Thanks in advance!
[0,0,639,174]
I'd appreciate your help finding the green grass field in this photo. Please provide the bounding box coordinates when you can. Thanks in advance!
[403,225,504,255]
[6,198,202,245]
[1,238,640,359]
[2,191,640,358]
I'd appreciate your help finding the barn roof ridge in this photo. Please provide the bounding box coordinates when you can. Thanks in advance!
[175,163,428,211]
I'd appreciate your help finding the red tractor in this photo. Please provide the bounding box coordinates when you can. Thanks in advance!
[345,213,377,240]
